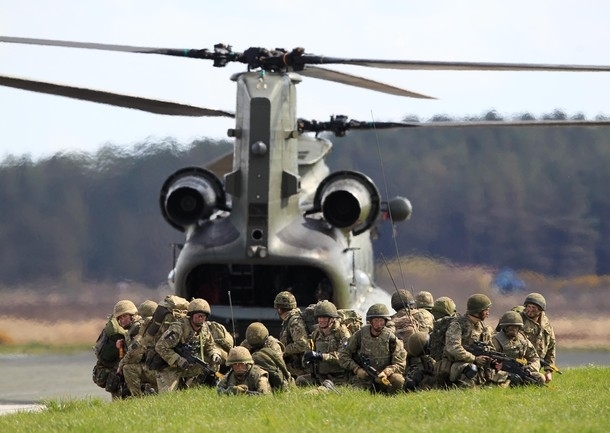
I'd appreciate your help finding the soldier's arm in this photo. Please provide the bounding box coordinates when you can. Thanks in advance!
[283,318,310,356]
[155,324,182,366]
[444,321,475,363]
[387,339,407,375]
[338,331,360,372]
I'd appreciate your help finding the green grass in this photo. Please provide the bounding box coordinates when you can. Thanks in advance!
[2,366,609,433]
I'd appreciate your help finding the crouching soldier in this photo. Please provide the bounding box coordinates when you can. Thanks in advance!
[339,304,406,394]
[491,311,545,386]
[154,298,221,393]
[404,331,437,391]
[217,347,272,396]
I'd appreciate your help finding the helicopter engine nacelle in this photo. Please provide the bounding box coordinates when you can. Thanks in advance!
[160,167,228,231]
[385,196,413,222]
[311,171,380,235]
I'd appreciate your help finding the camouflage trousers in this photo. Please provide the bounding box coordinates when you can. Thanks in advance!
[122,363,157,397]
[155,364,204,393]
[349,372,405,394]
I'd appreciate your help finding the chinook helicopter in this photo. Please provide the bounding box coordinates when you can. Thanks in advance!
[2,36,610,337]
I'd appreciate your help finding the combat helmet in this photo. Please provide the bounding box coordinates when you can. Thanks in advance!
[391,289,414,311]
[138,300,158,318]
[314,300,339,318]
[431,296,457,320]
[407,331,430,357]
[113,300,138,318]
[245,322,269,348]
[415,291,434,310]
[523,292,546,311]
[366,303,392,321]
[226,346,253,365]
[495,310,524,332]
[466,294,492,314]
[188,298,211,316]
[274,291,297,309]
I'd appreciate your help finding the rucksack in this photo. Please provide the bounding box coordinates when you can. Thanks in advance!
[429,316,456,361]
[337,309,363,334]
[251,347,293,390]
[144,295,189,340]
[392,309,420,346]
[207,321,235,353]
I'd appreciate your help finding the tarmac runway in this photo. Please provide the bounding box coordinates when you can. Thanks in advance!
[0,351,108,415]
[0,349,608,415]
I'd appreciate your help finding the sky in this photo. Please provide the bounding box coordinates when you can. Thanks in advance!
[2,0,610,159]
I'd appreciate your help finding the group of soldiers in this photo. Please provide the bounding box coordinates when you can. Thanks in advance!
[92,288,557,398]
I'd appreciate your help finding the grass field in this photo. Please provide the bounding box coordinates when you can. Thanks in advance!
[1,366,608,433]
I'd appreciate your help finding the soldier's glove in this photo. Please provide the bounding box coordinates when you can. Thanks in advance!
[232,384,249,395]
[303,351,324,363]
[211,353,222,364]
[354,367,369,380]
[177,357,191,369]
[474,355,490,367]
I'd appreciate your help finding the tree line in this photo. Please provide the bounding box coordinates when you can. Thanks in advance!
[1,111,609,288]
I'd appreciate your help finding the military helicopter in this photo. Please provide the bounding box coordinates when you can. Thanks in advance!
[2,36,610,337]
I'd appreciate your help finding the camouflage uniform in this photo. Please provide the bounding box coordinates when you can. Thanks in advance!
[413,308,435,333]
[93,315,129,398]
[217,346,272,395]
[240,334,284,356]
[216,364,272,395]
[338,324,406,394]
[296,319,351,386]
[154,316,220,393]
[492,329,545,385]
[118,315,157,396]
[442,315,494,386]
[279,308,310,377]
[206,321,234,367]
[404,332,436,391]
[520,310,556,372]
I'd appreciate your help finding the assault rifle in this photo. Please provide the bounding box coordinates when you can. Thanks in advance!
[174,343,223,383]
[467,341,542,386]
[353,353,391,390]
[540,359,563,375]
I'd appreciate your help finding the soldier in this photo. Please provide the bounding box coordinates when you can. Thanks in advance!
[389,290,433,349]
[339,303,406,394]
[517,292,557,383]
[429,297,459,361]
[404,331,436,391]
[297,300,351,388]
[154,298,221,393]
[440,293,494,388]
[217,346,272,395]
[274,291,309,378]
[415,291,436,330]
[491,311,545,386]
[241,322,293,391]
[118,299,158,397]
[93,299,139,399]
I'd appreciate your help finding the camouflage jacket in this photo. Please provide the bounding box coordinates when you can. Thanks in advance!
[444,315,493,363]
[492,330,541,372]
[279,308,310,357]
[310,320,351,375]
[240,335,285,357]
[155,317,219,368]
[119,316,149,367]
[520,311,556,368]
[338,324,406,375]
[217,364,272,395]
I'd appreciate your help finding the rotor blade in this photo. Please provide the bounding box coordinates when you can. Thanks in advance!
[303,56,610,72]
[0,36,222,60]
[300,66,435,99]
[0,75,235,118]
[399,119,610,128]
[298,117,610,136]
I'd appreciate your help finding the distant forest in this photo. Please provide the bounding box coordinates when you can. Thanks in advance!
[2,111,610,287]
